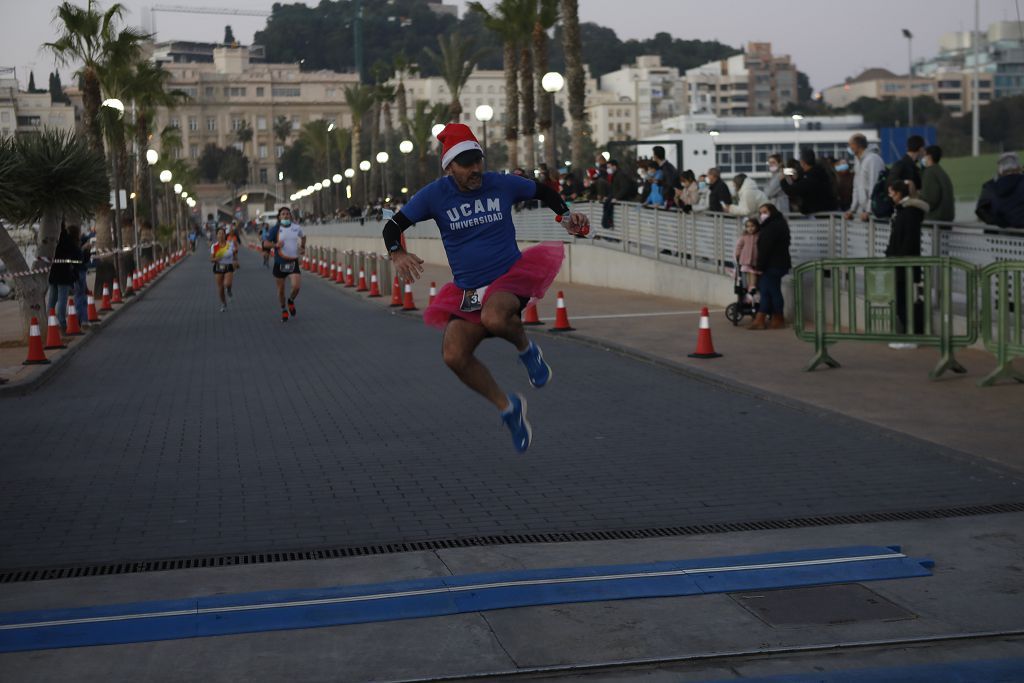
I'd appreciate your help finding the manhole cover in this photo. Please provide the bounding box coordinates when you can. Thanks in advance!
[730,583,917,627]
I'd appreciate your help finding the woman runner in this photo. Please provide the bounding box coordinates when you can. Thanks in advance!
[210,227,238,311]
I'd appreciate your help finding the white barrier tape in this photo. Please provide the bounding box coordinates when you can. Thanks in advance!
[5,243,161,279]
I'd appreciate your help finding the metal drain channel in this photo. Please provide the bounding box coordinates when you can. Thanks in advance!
[2,502,1023,584]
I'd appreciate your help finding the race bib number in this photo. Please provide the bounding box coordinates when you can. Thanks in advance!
[459,286,487,313]
[214,263,231,274]
[279,261,296,274]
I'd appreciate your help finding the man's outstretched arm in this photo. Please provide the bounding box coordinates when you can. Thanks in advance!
[533,181,590,236]
[383,212,425,281]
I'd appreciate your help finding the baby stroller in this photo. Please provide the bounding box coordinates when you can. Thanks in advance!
[725,269,758,325]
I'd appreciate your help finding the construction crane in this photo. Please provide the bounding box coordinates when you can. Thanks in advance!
[145,5,272,37]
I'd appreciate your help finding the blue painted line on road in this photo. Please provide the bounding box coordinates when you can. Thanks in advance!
[697,657,1024,682]
[0,545,932,653]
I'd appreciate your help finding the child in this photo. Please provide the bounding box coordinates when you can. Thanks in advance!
[735,218,760,296]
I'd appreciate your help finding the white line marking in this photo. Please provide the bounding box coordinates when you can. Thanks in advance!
[539,310,716,322]
[0,553,907,631]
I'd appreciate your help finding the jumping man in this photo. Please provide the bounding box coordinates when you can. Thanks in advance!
[263,206,305,322]
[384,123,589,453]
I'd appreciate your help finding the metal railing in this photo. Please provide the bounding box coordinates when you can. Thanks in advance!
[979,260,1024,387]
[792,257,979,380]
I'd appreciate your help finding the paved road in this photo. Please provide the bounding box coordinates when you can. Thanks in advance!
[1,246,1022,571]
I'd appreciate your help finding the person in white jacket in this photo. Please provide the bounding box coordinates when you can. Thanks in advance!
[725,174,770,218]
[845,134,885,221]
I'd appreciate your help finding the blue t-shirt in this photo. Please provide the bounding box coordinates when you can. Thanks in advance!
[400,173,538,290]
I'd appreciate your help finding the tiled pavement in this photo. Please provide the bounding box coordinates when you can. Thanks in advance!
[1,246,1022,571]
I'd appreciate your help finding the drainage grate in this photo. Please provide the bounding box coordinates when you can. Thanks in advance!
[3,502,1023,584]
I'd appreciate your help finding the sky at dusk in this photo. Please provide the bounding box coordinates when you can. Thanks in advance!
[0,0,1018,93]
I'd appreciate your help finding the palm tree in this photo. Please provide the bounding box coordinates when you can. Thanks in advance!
[344,83,375,205]
[469,0,524,169]
[532,0,560,171]
[407,100,447,190]
[46,0,147,252]
[0,130,109,338]
[517,5,537,172]
[235,119,254,184]
[423,33,483,122]
[560,0,590,172]
[391,52,417,141]
[273,115,292,147]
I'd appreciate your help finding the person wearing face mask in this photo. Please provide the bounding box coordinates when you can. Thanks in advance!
[725,173,769,218]
[781,149,838,215]
[705,168,732,213]
[919,145,955,222]
[642,161,665,208]
[675,170,700,212]
[263,206,306,322]
[845,133,885,222]
[749,203,791,330]
[764,154,790,215]
[833,158,854,210]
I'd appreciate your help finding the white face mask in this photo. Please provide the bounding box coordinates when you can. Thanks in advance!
[758,212,770,224]
[768,164,779,173]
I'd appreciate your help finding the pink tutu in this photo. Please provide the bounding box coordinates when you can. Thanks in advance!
[423,242,564,329]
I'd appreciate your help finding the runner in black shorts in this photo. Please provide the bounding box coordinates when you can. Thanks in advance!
[263,207,306,322]
[209,227,238,312]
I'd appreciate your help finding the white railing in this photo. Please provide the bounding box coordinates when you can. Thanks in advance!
[302,202,1024,272]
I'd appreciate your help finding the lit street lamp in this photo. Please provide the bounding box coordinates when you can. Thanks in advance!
[474,105,493,158]
[541,72,564,172]
[399,140,413,196]
[102,98,126,286]
[376,151,389,203]
[359,160,371,206]
[145,148,159,264]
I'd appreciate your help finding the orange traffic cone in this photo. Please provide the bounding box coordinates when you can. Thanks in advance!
[99,285,113,312]
[65,297,83,336]
[133,270,142,291]
[111,280,123,304]
[522,302,544,326]
[86,290,100,323]
[368,272,382,297]
[402,281,418,311]
[389,276,403,307]
[328,262,336,281]
[43,308,66,349]
[428,282,437,306]
[23,317,50,365]
[688,306,722,359]
[345,266,355,288]
[551,291,575,331]
[320,259,328,277]
[356,269,368,291]
[335,261,345,284]
[124,272,134,297]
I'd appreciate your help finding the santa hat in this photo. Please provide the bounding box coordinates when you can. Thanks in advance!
[437,123,484,169]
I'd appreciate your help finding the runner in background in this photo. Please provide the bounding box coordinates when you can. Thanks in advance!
[209,227,238,312]
[263,206,305,322]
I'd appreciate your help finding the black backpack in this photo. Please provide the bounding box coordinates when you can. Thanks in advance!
[870,167,893,219]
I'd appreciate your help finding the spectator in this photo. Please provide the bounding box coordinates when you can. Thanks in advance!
[976,152,1024,228]
[652,145,679,209]
[642,161,664,208]
[561,173,581,203]
[705,167,732,212]
[675,170,700,212]
[781,149,838,215]
[764,154,790,214]
[73,227,92,326]
[734,217,760,293]
[889,134,925,194]
[725,173,769,218]
[751,203,792,330]
[886,179,929,346]
[920,145,955,222]
[47,224,82,330]
[845,133,885,222]
[833,157,854,211]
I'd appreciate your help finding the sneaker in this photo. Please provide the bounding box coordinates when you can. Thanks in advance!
[888,342,918,350]
[281,309,289,322]
[220,305,227,313]
[288,301,296,317]
[519,341,552,389]
[501,394,532,453]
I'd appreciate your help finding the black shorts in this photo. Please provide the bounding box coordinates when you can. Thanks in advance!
[262,247,272,254]
[273,261,300,279]
[212,263,234,274]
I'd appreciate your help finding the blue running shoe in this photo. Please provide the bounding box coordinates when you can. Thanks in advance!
[519,341,552,388]
[501,393,532,453]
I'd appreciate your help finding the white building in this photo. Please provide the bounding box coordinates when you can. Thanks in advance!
[598,56,684,137]
[0,71,76,139]
[684,43,798,117]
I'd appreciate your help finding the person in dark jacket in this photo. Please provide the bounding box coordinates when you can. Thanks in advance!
[977,152,1024,228]
[749,203,792,330]
[781,149,838,215]
[652,145,679,209]
[602,159,635,230]
[47,224,83,330]
[920,145,955,222]
[886,179,930,344]
[706,167,732,212]
[889,134,925,194]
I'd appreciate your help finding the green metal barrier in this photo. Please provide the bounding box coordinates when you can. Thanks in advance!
[978,260,1024,386]
[793,257,978,380]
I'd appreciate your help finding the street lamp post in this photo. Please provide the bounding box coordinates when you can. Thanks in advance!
[102,98,125,288]
[145,148,159,266]
[474,105,493,158]
[902,28,914,127]
[173,183,183,249]
[399,140,413,197]
[344,167,355,208]
[376,152,389,204]
[541,72,564,173]
[359,160,371,207]
[326,122,335,215]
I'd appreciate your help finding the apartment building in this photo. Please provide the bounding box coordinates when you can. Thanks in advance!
[683,43,798,117]
[0,70,76,139]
